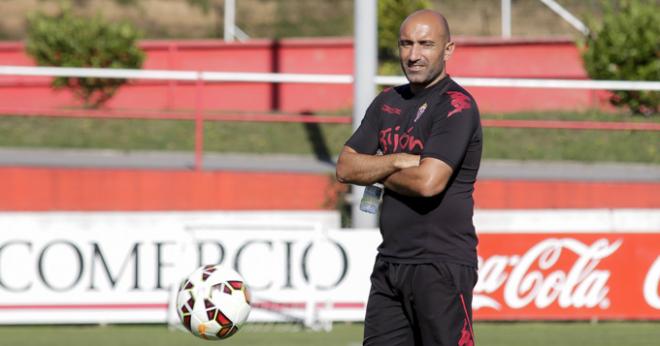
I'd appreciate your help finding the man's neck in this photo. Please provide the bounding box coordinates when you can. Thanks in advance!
[410,72,447,94]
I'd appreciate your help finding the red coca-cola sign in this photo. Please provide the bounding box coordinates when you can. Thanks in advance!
[475,234,660,320]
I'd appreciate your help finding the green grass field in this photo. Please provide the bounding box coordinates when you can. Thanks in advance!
[0,110,658,163]
[1,322,659,346]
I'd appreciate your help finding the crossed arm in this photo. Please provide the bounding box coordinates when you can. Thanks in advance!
[335,146,453,198]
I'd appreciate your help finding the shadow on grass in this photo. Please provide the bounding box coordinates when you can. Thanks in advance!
[301,110,334,165]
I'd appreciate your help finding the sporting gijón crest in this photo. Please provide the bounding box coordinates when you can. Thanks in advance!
[414,102,428,122]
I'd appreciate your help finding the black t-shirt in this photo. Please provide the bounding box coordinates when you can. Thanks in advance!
[346,76,482,267]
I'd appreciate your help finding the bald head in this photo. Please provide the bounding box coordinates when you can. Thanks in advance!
[398,9,455,93]
[400,10,451,43]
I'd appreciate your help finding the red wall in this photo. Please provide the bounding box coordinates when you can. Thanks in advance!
[0,37,604,114]
[0,38,353,113]
[0,167,342,211]
[1,167,657,211]
[448,37,605,113]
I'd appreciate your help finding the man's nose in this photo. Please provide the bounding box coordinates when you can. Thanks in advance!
[409,44,422,61]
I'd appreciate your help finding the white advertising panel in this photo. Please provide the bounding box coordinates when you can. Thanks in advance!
[0,211,373,324]
[0,210,658,324]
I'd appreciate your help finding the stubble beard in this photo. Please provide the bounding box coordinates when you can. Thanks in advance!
[403,64,445,91]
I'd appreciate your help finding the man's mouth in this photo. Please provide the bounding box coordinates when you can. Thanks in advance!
[407,65,425,72]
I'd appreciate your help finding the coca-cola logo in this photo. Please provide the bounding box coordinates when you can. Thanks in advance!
[474,238,622,310]
[643,256,660,309]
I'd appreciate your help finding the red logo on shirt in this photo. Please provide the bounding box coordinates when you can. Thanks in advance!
[381,104,402,115]
[379,126,423,153]
[447,91,472,117]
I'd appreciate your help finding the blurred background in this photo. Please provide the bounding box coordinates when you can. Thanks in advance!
[0,0,658,345]
[0,0,614,39]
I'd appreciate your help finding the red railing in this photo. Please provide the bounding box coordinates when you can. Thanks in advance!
[1,66,658,170]
[3,106,659,129]
[2,105,658,172]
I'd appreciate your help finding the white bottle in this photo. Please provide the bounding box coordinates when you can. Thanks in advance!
[359,183,384,214]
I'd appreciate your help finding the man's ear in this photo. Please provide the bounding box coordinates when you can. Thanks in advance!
[444,41,455,62]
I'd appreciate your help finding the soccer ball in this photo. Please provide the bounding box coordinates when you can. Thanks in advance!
[176,264,252,340]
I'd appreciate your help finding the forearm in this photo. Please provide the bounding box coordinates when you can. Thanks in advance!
[336,152,403,186]
[383,167,432,196]
[383,158,452,197]
[336,148,419,186]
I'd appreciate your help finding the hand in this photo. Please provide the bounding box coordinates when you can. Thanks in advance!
[393,153,420,170]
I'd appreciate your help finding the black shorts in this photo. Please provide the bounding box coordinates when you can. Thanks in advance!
[363,257,478,346]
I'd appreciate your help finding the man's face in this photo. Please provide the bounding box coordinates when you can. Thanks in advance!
[399,20,453,89]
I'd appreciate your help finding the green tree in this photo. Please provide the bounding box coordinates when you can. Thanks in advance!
[582,0,659,116]
[378,0,431,60]
[378,0,431,76]
[26,5,145,108]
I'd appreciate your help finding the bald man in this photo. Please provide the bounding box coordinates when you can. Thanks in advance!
[336,10,481,345]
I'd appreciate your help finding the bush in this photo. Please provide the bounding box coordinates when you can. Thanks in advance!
[378,0,431,61]
[26,6,145,108]
[582,0,659,116]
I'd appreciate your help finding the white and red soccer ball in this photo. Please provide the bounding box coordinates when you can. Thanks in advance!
[176,264,251,340]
